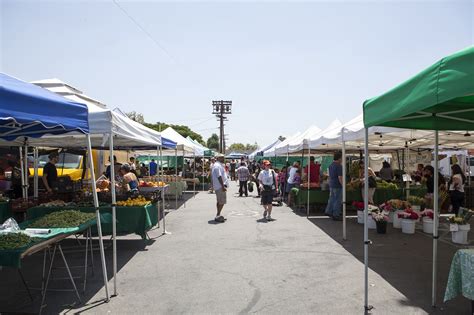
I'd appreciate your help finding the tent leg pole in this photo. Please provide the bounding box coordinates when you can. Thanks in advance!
[342,133,347,240]
[156,147,160,229]
[19,147,26,200]
[183,149,186,208]
[432,130,439,307]
[364,128,371,311]
[87,134,109,302]
[34,147,39,199]
[175,149,178,210]
[193,153,196,198]
[24,144,29,199]
[161,146,169,235]
[406,144,410,200]
[109,133,117,297]
[307,143,310,217]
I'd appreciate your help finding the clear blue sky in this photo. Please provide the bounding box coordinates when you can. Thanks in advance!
[1,0,473,147]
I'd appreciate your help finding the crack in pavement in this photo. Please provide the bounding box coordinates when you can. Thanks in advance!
[208,267,262,314]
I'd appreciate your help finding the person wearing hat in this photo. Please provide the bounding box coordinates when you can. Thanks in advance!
[42,152,59,193]
[211,154,228,222]
[258,160,278,221]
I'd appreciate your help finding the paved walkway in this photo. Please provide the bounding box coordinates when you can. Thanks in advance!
[1,183,470,314]
[68,183,468,314]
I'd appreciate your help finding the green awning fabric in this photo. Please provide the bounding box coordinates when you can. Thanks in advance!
[363,46,474,130]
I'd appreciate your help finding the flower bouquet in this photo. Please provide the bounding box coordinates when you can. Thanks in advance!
[420,209,434,234]
[371,210,389,234]
[384,199,410,228]
[447,208,473,244]
[397,208,419,234]
[353,201,365,224]
[407,196,425,211]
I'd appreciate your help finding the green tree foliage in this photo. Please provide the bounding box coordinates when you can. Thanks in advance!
[278,135,286,142]
[207,133,219,150]
[228,142,258,152]
[126,111,145,124]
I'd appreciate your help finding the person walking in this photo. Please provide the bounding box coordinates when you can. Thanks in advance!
[209,157,216,193]
[448,164,466,215]
[258,160,278,221]
[236,162,250,197]
[149,159,158,176]
[325,152,343,221]
[212,155,228,222]
[230,159,237,181]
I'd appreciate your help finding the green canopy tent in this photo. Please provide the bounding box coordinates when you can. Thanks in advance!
[362,46,474,311]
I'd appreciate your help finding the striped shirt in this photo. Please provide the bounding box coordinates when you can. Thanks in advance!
[237,166,250,181]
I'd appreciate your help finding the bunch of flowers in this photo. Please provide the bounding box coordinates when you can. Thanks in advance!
[447,209,473,225]
[371,210,390,222]
[407,196,425,206]
[397,208,420,220]
[352,201,364,210]
[368,205,379,213]
[420,209,434,220]
[383,199,410,211]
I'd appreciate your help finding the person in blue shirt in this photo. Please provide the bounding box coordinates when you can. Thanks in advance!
[325,152,343,221]
[149,159,158,176]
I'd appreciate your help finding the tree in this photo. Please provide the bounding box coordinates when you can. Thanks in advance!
[207,134,219,150]
[245,143,258,151]
[278,135,286,142]
[126,111,145,124]
[228,143,246,152]
[144,121,205,145]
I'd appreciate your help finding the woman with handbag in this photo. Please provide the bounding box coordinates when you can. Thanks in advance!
[258,160,279,221]
[360,166,377,205]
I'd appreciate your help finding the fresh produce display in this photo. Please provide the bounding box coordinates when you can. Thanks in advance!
[376,180,398,190]
[117,196,150,207]
[30,210,95,228]
[0,233,32,250]
[447,209,473,225]
[139,181,166,188]
[0,196,10,203]
[380,199,410,211]
[40,200,68,207]
[72,200,109,207]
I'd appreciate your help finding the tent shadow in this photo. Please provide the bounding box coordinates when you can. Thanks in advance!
[306,216,472,314]
[0,236,153,314]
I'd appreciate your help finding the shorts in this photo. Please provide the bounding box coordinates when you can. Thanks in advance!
[215,188,227,205]
[261,190,274,205]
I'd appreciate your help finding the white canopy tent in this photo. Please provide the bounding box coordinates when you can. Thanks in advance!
[272,131,302,156]
[275,126,321,155]
[21,79,174,297]
[248,139,282,160]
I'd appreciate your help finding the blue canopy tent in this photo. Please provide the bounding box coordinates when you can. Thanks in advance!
[0,73,110,301]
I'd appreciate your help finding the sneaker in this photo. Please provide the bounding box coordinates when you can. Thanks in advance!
[266,216,274,221]
[263,210,268,218]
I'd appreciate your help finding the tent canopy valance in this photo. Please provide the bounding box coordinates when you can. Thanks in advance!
[0,73,89,140]
[363,46,474,130]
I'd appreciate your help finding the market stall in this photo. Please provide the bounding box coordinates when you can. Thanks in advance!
[362,46,474,310]
[0,73,110,303]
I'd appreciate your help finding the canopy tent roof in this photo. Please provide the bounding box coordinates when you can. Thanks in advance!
[160,127,198,154]
[275,125,322,155]
[0,73,89,141]
[6,79,176,149]
[248,139,282,159]
[186,136,209,155]
[364,46,474,130]
[225,152,246,159]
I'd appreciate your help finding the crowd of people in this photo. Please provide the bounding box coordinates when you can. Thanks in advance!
[209,152,470,223]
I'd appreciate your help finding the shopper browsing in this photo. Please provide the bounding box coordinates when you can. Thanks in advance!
[258,160,279,221]
[212,155,228,222]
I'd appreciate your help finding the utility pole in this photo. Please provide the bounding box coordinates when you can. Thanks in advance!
[212,100,232,154]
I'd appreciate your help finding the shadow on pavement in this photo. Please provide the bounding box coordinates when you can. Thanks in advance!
[0,236,154,314]
[307,216,472,314]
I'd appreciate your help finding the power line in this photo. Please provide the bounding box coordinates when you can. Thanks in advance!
[112,0,174,61]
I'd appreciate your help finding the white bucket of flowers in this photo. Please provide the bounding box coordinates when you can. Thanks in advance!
[398,208,419,234]
[448,209,473,244]
[421,209,434,234]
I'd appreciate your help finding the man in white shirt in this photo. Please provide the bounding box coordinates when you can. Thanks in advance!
[286,162,299,195]
[212,155,228,222]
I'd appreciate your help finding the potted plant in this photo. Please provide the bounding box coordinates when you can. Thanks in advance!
[420,209,434,234]
[366,205,379,229]
[372,211,389,234]
[447,208,473,244]
[407,196,425,211]
[353,201,365,224]
[397,208,420,234]
[385,199,410,228]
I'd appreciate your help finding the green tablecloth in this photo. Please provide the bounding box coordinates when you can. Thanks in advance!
[296,188,427,206]
[0,202,11,223]
[444,249,474,302]
[27,203,159,239]
[0,219,96,268]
